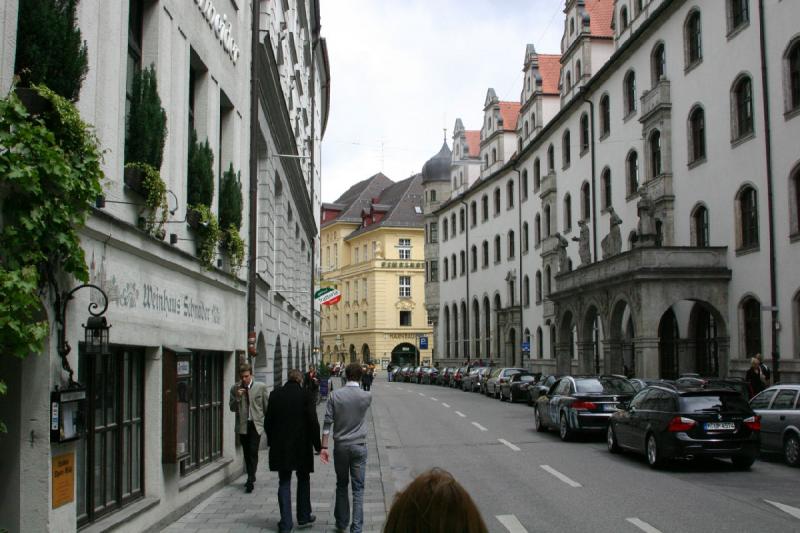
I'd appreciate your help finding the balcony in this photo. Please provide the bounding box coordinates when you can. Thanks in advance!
[640,79,671,123]
[540,235,560,258]
[539,172,556,200]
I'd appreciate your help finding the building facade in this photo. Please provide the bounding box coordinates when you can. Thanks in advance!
[320,173,434,368]
[0,0,327,531]
[432,0,800,383]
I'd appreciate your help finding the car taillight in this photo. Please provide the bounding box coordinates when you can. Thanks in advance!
[744,415,761,432]
[667,416,697,432]
[571,401,597,411]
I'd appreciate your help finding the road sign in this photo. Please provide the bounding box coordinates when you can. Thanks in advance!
[419,336,429,349]
[521,341,530,353]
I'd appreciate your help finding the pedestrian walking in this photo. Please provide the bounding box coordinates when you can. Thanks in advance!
[320,363,372,533]
[755,353,772,386]
[305,364,320,405]
[265,369,322,532]
[229,362,269,493]
[362,367,373,392]
[745,357,768,398]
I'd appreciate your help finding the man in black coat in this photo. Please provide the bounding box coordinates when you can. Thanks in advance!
[265,369,322,532]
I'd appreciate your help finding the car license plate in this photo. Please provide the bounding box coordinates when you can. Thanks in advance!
[603,404,618,412]
[704,422,735,431]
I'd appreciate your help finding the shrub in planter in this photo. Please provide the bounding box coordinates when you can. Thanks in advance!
[222,226,244,276]
[125,65,167,169]
[125,162,168,237]
[219,163,243,231]
[190,204,221,270]
[187,128,214,208]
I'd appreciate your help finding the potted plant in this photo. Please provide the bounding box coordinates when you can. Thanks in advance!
[125,162,168,237]
[219,163,244,274]
[124,64,167,200]
[190,203,221,269]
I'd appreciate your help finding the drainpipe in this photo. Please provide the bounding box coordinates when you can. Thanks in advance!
[460,200,470,363]
[247,0,260,357]
[757,0,780,382]
[582,91,598,261]
[310,31,319,365]
[513,167,525,369]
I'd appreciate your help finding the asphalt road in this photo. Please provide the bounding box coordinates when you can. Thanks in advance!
[371,376,800,533]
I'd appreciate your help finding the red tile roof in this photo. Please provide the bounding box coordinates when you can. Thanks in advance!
[538,54,562,95]
[585,0,614,38]
[498,102,521,131]
[465,131,481,157]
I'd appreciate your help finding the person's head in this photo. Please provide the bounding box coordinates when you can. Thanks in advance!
[287,369,303,384]
[239,363,253,386]
[345,362,363,382]
[755,353,763,363]
[383,468,488,533]
[751,357,760,369]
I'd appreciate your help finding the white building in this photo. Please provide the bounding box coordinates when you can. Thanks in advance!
[429,0,800,384]
[0,0,328,531]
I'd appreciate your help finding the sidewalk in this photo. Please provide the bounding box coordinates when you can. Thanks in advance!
[161,386,390,533]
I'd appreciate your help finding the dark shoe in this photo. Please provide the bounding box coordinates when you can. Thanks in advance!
[297,514,316,529]
[245,483,253,493]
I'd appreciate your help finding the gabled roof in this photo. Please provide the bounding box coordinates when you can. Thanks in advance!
[322,173,394,227]
[465,131,481,157]
[585,0,614,38]
[498,102,521,132]
[345,174,424,239]
[538,54,562,95]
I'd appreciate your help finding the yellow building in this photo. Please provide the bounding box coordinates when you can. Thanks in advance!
[320,173,434,367]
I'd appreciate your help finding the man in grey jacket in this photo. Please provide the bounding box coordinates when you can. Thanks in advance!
[229,362,269,493]
[320,363,372,533]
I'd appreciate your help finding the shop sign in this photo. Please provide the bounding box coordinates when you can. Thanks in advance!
[192,0,241,64]
[315,287,341,306]
[52,452,75,509]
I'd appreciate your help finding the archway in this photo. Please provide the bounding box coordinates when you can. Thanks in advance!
[391,343,419,366]
[273,335,283,388]
[493,294,501,360]
[557,311,576,374]
[301,344,307,370]
[609,300,635,376]
[349,344,356,363]
[690,304,719,376]
[362,343,371,364]
[483,296,491,360]
[256,332,267,369]
[508,328,517,367]
[287,340,293,371]
[581,305,604,374]
[658,309,680,379]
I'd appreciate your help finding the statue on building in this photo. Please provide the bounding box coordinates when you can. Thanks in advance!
[601,207,623,259]
[374,240,384,259]
[572,219,591,267]
[556,232,570,273]
[635,188,658,247]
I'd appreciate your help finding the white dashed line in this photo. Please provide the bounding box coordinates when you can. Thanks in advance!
[765,500,800,520]
[471,422,488,431]
[455,411,466,418]
[442,403,450,408]
[430,397,439,401]
[418,392,426,397]
[540,465,582,487]
[498,438,520,451]
[496,514,529,533]
[626,518,663,533]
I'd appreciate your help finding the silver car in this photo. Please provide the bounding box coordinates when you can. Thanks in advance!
[750,384,800,467]
[484,368,526,398]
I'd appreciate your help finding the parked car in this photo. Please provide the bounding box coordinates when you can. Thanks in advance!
[485,368,527,398]
[421,367,439,384]
[407,366,421,383]
[435,367,452,386]
[629,378,675,392]
[499,372,536,402]
[750,384,800,466]
[534,375,636,441]
[414,366,430,383]
[462,366,488,391]
[451,366,468,388]
[528,374,560,406]
[608,385,760,469]
[676,377,749,401]
[473,367,493,393]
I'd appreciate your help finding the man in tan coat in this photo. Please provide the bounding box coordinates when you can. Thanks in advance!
[229,362,269,493]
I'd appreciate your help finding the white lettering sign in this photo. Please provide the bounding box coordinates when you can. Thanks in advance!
[192,0,241,64]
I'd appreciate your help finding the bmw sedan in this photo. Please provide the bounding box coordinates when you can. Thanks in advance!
[499,372,536,403]
[534,375,636,441]
[750,384,800,466]
[608,386,760,469]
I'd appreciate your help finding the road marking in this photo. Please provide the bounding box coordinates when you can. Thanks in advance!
[441,403,450,408]
[540,465,582,487]
[498,438,520,451]
[418,392,426,396]
[455,411,466,418]
[472,422,488,431]
[625,518,662,533]
[496,514,529,533]
[430,397,439,401]
[765,500,800,520]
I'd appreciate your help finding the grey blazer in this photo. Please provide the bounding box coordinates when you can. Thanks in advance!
[229,381,269,435]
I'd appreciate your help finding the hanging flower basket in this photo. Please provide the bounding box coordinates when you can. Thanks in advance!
[186,207,202,229]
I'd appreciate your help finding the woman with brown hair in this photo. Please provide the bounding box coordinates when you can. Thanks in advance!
[383,468,488,533]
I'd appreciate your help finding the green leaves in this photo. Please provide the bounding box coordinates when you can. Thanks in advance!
[223,226,245,276]
[187,128,215,208]
[190,204,221,270]
[125,65,168,169]
[219,163,243,231]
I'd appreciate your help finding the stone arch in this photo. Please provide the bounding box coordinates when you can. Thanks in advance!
[658,307,680,379]
[452,303,459,358]
[301,343,307,370]
[461,300,469,359]
[256,332,267,369]
[580,304,605,374]
[493,293,502,359]
[444,305,451,358]
[287,340,293,371]
[483,295,491,359]
[349,343,356,363]
[609,298,636,376]
[273,335,283,388]
[472,298,481,358]
[557,309,577,374]
[362,343,371,363]
[508,327,518,367]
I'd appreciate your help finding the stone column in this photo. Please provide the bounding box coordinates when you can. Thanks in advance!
[634,337,661,378]
[717,337,730,378]
[577,341,595,374]
[556,342,572,375]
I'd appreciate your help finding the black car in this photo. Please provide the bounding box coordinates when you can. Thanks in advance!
[629,378,675,392]
[608,386,760,469]
[499,372,536,403]
[675,376,749,401]
[534,375,636,441]
[528,374,560,406]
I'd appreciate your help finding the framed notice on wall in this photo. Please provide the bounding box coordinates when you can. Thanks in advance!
[52,452,75,508]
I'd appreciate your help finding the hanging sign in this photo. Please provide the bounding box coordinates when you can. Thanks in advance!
[52,452,75,509]
[315,287,341,306]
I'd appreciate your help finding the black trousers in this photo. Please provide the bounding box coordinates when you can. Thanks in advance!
[240,421,261,484]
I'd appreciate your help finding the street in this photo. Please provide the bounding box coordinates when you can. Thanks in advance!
[373,376,800,533]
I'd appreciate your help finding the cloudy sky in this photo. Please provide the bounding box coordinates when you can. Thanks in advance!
[319,0,565,203]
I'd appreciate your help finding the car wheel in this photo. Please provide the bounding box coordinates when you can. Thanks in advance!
[646,434,662,469]
[607,424,620,454]
[732,455,756,470]
[784,434,800,467]
[559,413,573,442]
[534,406,546,432]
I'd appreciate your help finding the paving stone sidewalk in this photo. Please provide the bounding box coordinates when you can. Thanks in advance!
[162,390,390,533]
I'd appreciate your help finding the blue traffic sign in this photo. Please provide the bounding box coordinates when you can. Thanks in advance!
[419,336,429,349]
[521,341,530,352]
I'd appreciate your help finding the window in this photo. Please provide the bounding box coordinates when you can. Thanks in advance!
[581,182,591,221]
[494,188,501,215]
[742,297,762,357]
[399,276,411,297]
[651,43,666,85]
[688,105,706,163]
[600,94,611,136]
[482,195,489,221]
[430,222,438,243]
[634,0,643,16]
[524,276,531,306]
[451,254,456,278]
[576,60,582,82]
[624,71,637,115]
[570,17,575,35]
[181,351,224,475]
[564,194,572,233]
[547,144,555,172]
[508,230,515,258]
[451,213,457,235]
[482,240,489,267]
[470,201,477,226]
[726,0,749,34]
[522,170,529,200]
[507,180,515,208]
[562,130,571,168]
[430,189,437,202]
[443,258,449,281]
[522,222,529,252]
[580,113,589,152]
[685,10,703,67]
[732,75,754,140]
[460,250,466,275]
[459,208,466,233]
[492,147,497,163]
[788,40,800,112]
[442,218,449,241]
[792,168,800,235]
[544,265,552,296]
[627,150,640,196]
[649,130,662,178]
[619,6,629,32]
[565,71,572,90]
[535,214,542,245]
[537,326,544,357]
[400,310,412,326]
[692,204,710,247]
[125,0,144,149]
[535,271,542,303]
[398,238,411,259]
[428,259,438,282]
[471,245,477,272]
[534,159,541,190]
[601,168,612,209]
[543,205,551,236]
[77,347,144,526]
[354,313,358,328]
[494,235,501,263]
[738,185,759,249]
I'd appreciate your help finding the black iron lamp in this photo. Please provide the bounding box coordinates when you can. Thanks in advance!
[56,284,111,385]
[83,315,111,355]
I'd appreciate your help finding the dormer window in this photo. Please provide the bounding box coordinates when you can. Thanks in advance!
[570,18,575,35]
[619,6,629,33]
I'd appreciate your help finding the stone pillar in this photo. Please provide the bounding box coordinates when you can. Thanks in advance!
[717,337,730,378]
[577,341,595,374]
[634,337,661,378]
[555,342,572,375]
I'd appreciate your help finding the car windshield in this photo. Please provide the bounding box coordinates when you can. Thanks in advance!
[576,377,635,394]
[680,393,751,413]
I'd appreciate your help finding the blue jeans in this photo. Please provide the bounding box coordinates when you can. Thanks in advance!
[277,470,311,532]
[333,443,368,533]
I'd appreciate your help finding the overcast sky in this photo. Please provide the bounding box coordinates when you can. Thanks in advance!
[319,0,565,203]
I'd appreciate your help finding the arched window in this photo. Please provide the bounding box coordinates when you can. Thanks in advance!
[535,271,542,303]
[649,130,662,178]
[580,113,589,152]
[470,201,477,226]
[544,265,552,296]
[491,147,497,163]
[562,130,571,168]
[685,10,703,67]
[451,213,456,234]
[792,167,800,235]
[443,257,449,281]
[444,306,450,356]
[507,180,515,208]
[570,17,575,35]
[741,297,762,358]
[627,150,640,196]
[547,144,555,172]
[576,60,582,82]
[430,189,437,202]
[522,222,529,252]
[619,6,629,32]
[732,75,754,140]
[563,194,572,233]
[543,205,551,236]
[634,0,643,16]
[471,245,477,272]
[624,70,637,115]
[689,105,706,163]
[692,204,710,247]
[451,253,456,278]
[524,276,530,306]
[726,0,750,34]
[494,235,501,263]
[534,158,541,190]
[482,195,489,221]
[737,185,759,249]
[522,170,529,200]
[537,326,543,358]
[581,182,591,221]
[484,154,489,168]
[524,120,529,138]
[535,214,542,245]
[565,71,572,90]
[482,240,489,267]
[601,168,612,209]
[651,42,666,85]
[787,39,800,112]
[508,230,515,258]
[600,94,611,136]
[459,208,466,233]
[442,218,449,241]
[494,188,501,215]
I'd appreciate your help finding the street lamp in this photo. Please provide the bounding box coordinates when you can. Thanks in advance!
[56,284,111,386]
